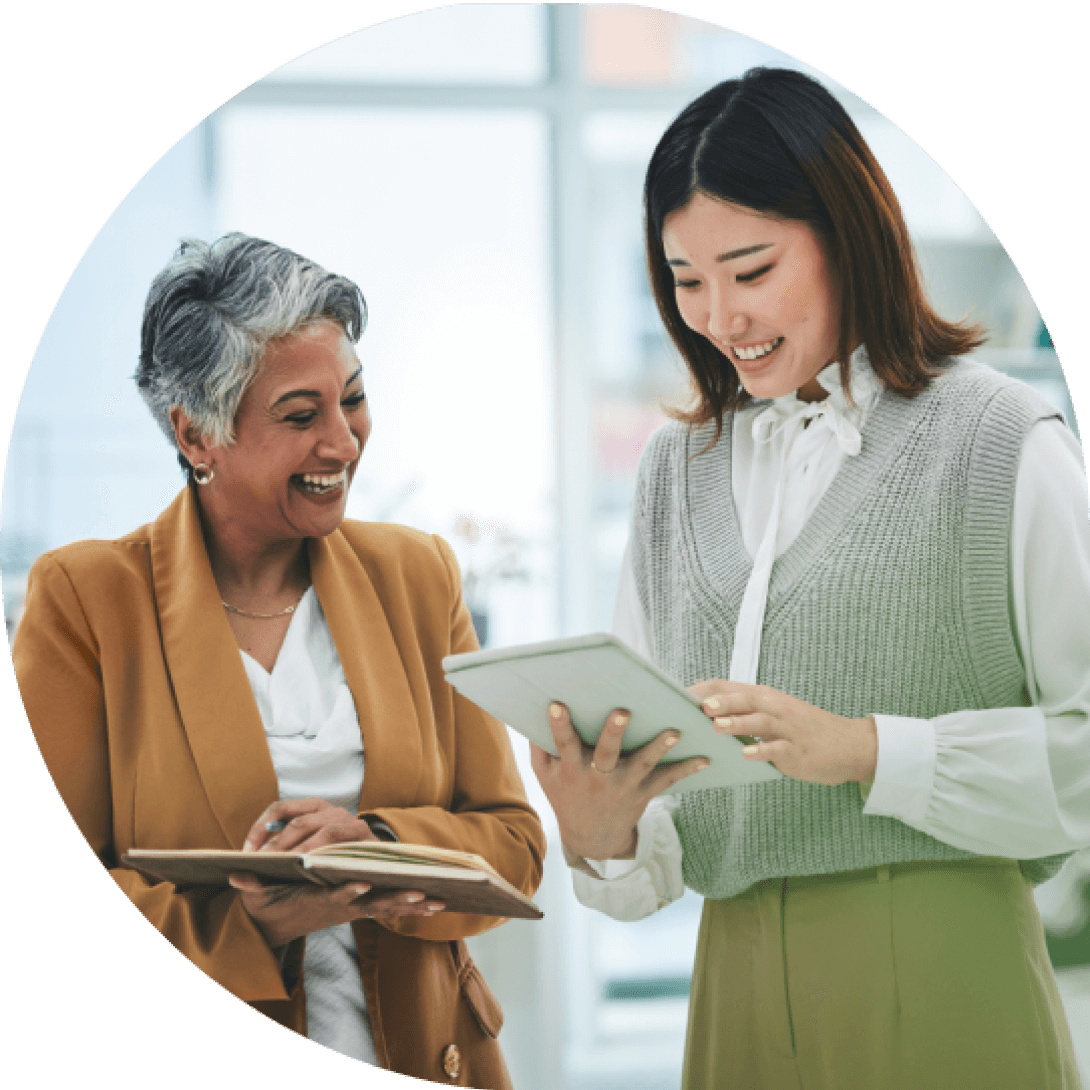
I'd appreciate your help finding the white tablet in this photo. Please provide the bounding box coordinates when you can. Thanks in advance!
[443,633,781,795]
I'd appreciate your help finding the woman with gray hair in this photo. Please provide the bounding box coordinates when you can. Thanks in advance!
[13,233,545,1087]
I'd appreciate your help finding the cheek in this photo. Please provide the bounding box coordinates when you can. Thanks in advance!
[675,291,703,333]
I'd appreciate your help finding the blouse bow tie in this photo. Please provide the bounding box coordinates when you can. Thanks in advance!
[751,394,863,457]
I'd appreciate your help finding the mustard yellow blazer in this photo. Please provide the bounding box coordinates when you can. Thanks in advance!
[13,486,546,1086]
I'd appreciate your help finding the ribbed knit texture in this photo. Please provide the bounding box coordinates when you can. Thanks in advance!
[631,358,1069,898]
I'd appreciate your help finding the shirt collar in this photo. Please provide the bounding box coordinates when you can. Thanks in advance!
[815,344,882,411]
[750,345,881,456]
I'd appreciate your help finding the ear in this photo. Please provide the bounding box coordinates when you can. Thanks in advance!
[169,407,215,469]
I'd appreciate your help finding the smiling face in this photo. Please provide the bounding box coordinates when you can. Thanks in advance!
[179,320,370,547]
[662,192,841,402]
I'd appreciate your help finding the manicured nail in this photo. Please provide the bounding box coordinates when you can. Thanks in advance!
[426,903,445,912]
[404,893,425,903]
[242,840,255,853]
[705,697,721,711]
[714,716,733,732]
[614,712,630,727]
[743,745,759,757]
[259,841,275,851]
[549,703,563,719]
[664,732,680,748]
[697,759,711,770]
[354,884,370,896]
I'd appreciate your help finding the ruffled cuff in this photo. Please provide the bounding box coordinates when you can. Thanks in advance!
[563,800,684,922]
[862,714,936,825]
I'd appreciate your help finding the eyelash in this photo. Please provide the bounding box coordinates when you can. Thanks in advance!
[285,393,366,427]
[673,264,774,290]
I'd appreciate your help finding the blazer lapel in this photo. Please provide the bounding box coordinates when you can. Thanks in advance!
[148,489,279,848]
[309,530,424,811]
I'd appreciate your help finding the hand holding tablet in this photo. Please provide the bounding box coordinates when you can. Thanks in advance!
[442,633,782,797]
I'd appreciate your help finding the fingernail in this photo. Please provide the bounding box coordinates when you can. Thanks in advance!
[714,716,732,732]
[426,903,445,912]
[698,759,711,770]
[664,732,680,748]
[242,840,255,853]
[743,745,759,757]
[549,703,563,719]
[405,893,424,903]
[354,884,370,895]
[259,842,274,851]
[614,712,630,726]
[705,697,720,711]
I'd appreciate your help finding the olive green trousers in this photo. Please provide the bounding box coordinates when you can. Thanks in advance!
[683,858,1080,1090]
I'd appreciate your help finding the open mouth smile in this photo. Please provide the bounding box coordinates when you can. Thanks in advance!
[293,470,347,496]
[731,336,784,363]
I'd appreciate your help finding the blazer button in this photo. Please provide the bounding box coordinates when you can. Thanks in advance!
[442,1043,462,1081]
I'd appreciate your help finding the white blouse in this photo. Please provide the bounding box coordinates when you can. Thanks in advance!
[240,587,377,1064]
[574,350,1090,920]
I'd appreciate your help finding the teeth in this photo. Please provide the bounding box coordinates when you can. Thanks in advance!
[298,470,346,493]
[734,337,783,361]
[301,471,345,486]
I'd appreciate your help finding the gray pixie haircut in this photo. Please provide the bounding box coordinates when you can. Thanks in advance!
[136,233,366,459]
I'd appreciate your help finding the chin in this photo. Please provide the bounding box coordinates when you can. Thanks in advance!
[737,374,795,401]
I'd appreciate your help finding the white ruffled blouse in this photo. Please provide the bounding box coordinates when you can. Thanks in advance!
[574,348,1090,920]
[240,586,377,1064]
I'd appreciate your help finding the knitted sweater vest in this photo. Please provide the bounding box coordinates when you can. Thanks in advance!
[631,359,1069,899]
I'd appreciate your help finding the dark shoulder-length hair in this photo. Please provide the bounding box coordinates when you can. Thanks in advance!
[644,66,984,436]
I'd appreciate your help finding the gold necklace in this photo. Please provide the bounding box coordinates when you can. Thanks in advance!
[222,592,306,620]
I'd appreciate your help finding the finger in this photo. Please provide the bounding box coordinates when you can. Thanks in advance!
[259,806,357,853]
[244,798,332,852]
[529,742,555,779]
[292,823,372,854]
[703,684,776,724]
[228,872,268,892]
[591,708,631,773]
[546,702,586,764]
[329,882,372,906]
[711,712,778,739]
[688,679,726,700]
[228,874,306,906]
[646,755,711,795]
[632,729,682,776]
[698,682,753,718]
[360,892,446,917]
[742,738,788,765]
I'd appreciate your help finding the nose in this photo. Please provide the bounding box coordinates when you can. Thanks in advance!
[707,283,747,344]
[317,405,366,464]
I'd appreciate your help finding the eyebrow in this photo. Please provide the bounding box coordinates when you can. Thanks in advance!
[270,366,363,409]
[666,243,773,267]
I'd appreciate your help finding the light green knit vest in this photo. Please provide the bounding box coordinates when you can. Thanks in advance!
[631,358,1069,899]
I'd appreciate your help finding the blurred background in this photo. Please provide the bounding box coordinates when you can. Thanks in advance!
[1,5,1084,1088]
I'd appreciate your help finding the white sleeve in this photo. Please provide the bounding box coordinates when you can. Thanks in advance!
[566,797,686,921]
[864,418,1090,857]
[561,542,686,920]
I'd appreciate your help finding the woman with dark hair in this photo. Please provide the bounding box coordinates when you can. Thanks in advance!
[532,68,1089,1088]
[14,233,545,1087]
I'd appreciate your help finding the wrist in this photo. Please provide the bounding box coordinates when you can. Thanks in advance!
[856,715,878,785]
[570,824,639,863]
[613,826,639,861]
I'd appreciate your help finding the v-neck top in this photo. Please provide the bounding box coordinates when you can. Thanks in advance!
[240,587,376,1064]
[574,354,1090,917]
